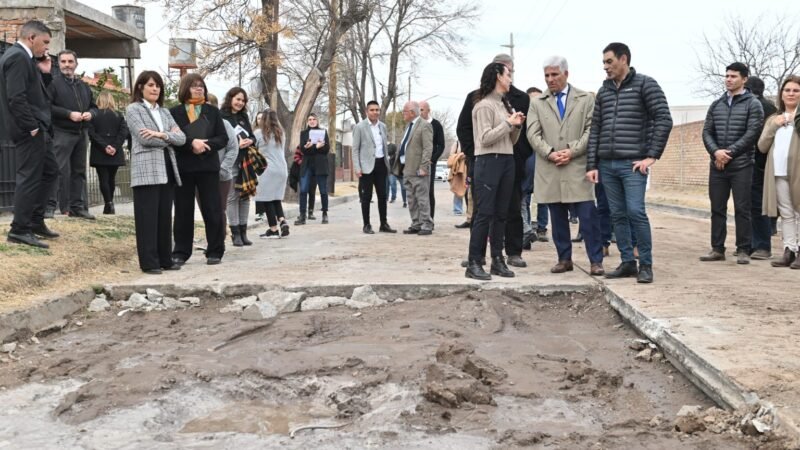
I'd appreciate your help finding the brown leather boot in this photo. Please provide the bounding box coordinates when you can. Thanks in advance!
[590,263,605,276]
[771,248,796,267]
[550,260,574,273]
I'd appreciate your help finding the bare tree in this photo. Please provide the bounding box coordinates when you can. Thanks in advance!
[145,0,369,149]
[695,14,800,98]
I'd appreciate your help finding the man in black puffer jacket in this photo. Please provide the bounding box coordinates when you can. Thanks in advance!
[699,62,764,265]
[586,42,673,284]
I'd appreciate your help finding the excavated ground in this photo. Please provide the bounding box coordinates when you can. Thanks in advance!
[0,287,786,449]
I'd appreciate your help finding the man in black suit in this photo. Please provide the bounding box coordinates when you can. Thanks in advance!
[0,20,59,248]
[420,101,445,221]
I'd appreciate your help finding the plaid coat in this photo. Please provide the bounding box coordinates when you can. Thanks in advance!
[125,101,186,188]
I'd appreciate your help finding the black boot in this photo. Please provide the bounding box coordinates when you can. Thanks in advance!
[103,202,114,214]
[637,264,653,283]
[465,260,491,280]
[239,225,253,246]
[321,212,329,224]
[604,261,638,278]
[307,210,316,220]
[490,256,515,278]
[294,214,306,226]
[230,226,244,247]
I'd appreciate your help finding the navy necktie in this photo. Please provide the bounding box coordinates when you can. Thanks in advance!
[556,92,566,119]
[399,122,413,158]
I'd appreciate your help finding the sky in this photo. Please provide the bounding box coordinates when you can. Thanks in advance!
[76,0,800,131]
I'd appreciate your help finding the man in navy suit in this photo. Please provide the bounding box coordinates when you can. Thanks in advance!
[0,20,59,248]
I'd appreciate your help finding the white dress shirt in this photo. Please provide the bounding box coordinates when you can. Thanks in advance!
[370,120,384,158]
[774,119,793,177]
[143,101,164,132]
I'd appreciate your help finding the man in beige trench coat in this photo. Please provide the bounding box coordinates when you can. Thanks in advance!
[527,56,604,275]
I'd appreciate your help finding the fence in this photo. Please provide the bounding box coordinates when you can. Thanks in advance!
[0,141,132,212]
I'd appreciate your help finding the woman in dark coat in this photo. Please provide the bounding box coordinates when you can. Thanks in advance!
[89,91,128,214]
[168,73,229,265]
[295,112,330,225]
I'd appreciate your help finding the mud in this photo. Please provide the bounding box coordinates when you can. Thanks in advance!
[0,288,784,448]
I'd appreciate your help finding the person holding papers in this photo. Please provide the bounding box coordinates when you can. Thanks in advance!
[169,73,229,266]
[221,87,257,246]
[296,113,331,225]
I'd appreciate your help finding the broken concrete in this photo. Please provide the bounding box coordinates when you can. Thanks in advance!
[257,290,304,313]
[241,302,278,321]
[300,296,347,311]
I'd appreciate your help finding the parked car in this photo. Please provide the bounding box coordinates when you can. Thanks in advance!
[435,161,449,182]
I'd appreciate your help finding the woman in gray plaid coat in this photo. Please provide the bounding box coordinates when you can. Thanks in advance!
[126,71,186,274]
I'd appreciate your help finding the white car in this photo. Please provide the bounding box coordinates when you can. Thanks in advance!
[434,161,449,182]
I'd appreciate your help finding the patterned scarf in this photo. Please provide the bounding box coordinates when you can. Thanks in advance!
[185,97,205,123]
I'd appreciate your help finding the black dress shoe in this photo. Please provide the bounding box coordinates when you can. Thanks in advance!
[604,261,638,279]
[207,257,222,265]
[162,264,182,271]
[143,268,163,275]
[31,223,59,239]
[402,228,420,234]
[69,209,96,220]
[379,223,397,233]
[465,260,491,280]
[363,224,375,234]
[637,264,653,283]
[172,257,187,266]
[418,229,432,236]
[490,256,515,277]
[507,255,527,267]
[44,208,55,219]
[454,221,471,229]
[7,231,49,249]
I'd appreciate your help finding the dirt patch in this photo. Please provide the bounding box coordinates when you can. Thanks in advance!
[0,288,787,448]
[0,216,139,312]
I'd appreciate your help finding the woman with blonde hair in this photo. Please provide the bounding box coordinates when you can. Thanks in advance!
[758,75,800,268]
[89,91,128,214]
[255,110,289,238]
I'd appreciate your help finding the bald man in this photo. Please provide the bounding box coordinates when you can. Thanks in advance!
[420,101,445,221]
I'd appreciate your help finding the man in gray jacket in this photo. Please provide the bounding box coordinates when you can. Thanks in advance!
[586,42,673,284]
[393,101,433,235]
[699,62,764,265]
[352,100,396,234]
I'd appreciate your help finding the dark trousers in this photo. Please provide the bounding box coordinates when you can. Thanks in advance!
[173,171,225,261]
[219,179,232,230]
[133,183,174,271]
[750,167,772,252]
[468,154,514,261]
[550,201,603,263]
[95,166,119,204]
[596,180,612,247]
[359,158,389,226]
[265,200,285,227]
[709,165,752,253]
[504,169,523,257]
[300,167,327,214]
[10,133,58,234]
[48,129,88,212]
[429,161,438,219]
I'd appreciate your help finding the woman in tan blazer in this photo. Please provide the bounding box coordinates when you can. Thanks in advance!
[758,75,800,268]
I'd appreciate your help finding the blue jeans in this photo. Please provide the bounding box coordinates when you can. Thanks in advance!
[536,203,549,230]
[751,167,771,252]
[596,181,612,247]
[453,194,464,214]
[598,159,652,265]
[388,173,406,203]
[521,192,532,234]
[299,169,328,214]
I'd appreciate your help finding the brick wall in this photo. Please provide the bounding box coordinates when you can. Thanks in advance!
[651,121,711,188]
[0,19,27,44]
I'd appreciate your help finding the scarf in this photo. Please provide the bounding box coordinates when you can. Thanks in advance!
[185,97,205,123]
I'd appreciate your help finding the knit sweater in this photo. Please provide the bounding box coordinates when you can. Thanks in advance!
[471,91,520,156]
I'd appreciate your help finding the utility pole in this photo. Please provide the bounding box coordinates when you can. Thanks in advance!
[501,32,514,61]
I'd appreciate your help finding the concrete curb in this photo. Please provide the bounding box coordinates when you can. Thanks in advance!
[601,283,800,441]
[0,289,95,343]
[247,193,359,228]
[649,201,735,221]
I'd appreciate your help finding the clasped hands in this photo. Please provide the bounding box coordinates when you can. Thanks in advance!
[714,149,732,171]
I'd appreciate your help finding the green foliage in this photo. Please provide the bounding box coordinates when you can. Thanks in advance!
[0,243,51,256]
